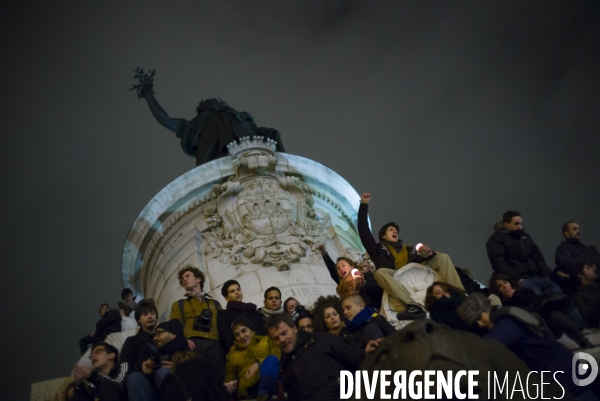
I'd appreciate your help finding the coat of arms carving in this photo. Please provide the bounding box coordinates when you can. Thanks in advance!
[200,137,330,270]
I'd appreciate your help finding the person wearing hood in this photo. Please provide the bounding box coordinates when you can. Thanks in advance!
[223,314,281,401]
[357,192,465,320]
[339,295,396,349]
[217,279,268,352]
[457,294,593,399]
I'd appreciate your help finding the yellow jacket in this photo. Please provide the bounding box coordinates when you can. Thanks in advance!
[224,335,281,399]
[169,296,221,341]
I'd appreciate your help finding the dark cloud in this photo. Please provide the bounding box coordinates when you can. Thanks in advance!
[1,1,599,399]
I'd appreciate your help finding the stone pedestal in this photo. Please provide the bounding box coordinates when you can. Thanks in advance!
[122,137,366,320]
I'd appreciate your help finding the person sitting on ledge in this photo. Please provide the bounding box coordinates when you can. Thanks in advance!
[555,221,600,296]
[79,303,122,355]
[312,295,345,336]
[158,350,230,401]
[217,279,267,352]
[296,311,314,332]
[120,301,159,401]
[572,260,600,328]
[224,314,281,401]
[169,266,224,381]
[318,244,383,311]
[257,286,284,322]
[71,342,127,401]
[489,272,591,348]
[339,295,395,349]
[486,210,556,294]
[358,192,466,320]
[267,313,381,401]
[457,293,592,398]
[117,288,137,317]
[424,282,471,331]
[132,319,191,401]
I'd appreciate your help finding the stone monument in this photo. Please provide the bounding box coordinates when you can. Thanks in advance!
[122,136,367,320]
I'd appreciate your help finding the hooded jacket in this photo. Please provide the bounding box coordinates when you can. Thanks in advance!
[486,220,551,279]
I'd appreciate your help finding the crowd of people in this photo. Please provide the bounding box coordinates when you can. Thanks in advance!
[70,192,600,401]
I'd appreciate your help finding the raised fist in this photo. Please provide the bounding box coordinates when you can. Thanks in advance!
[360,192,371,204]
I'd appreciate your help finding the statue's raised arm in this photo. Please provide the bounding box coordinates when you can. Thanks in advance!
[131,68,285,167]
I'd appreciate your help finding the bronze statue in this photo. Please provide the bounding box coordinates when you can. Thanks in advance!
[360,319,574,401]
[131,68,285,166]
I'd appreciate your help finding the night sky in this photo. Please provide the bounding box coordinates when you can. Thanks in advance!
[2,1,599,399]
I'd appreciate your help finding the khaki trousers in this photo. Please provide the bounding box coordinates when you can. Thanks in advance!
[374,253,465,308]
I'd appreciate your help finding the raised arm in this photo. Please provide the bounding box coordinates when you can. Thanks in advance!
[142,93,180,132]
[130,67,182,133]
[357,193,379,266]
[317,244,340,284]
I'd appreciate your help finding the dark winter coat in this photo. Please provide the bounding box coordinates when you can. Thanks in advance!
[486,308,583,397]
[429,292,471,331]
[281,330,364,401]
[555,238,600,272]
[358,203,433,269]
[159,357,230,401]
[485,221,552,279]
[322,252,383,310]
[119,329,156,373]
[95,309,122,338]
[217,305,267,352]
[339,314,395,349]
[572,282,600,328]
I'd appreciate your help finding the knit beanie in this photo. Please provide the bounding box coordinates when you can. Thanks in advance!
[157,319,184,337]
[231,313,256,332]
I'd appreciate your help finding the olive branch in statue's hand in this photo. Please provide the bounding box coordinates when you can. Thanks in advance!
[130,67,156,99]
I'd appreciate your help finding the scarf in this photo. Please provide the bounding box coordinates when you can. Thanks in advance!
[227,301,258,312]
[429,292,465,330]
[260,306,284,316]
[344,306,377,330]
[186,290,206,302]
[382,240,409,269]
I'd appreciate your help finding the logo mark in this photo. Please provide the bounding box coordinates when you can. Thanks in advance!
[572,352,598,386]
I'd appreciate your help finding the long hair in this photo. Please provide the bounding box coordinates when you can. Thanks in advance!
[488,272,518,299]
[424,282,465,311]
[311,295,343,332]
[283,297,298,315]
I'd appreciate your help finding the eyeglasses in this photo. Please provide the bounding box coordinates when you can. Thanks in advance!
[88,348,106,360]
